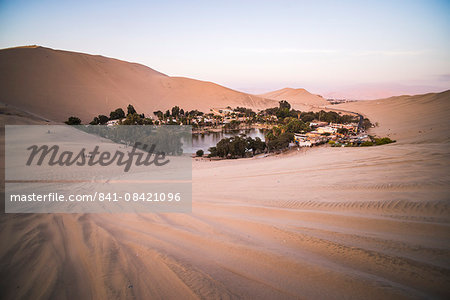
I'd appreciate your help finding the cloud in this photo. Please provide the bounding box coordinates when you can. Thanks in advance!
[237,48,337,54]
[233,48,425,57]
[435,74,450,81]
[355,50,424,56]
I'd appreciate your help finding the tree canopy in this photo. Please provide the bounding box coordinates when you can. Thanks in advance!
[208,135,266,158]
[110,108,125,120]
[65,116,81,125]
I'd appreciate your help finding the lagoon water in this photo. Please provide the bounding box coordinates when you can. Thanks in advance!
[191,128,267,153]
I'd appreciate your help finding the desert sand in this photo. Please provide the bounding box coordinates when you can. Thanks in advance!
[260,88,329,111]
[0,47,337,124]
[0,86,449,299]
[335,91,450,144]
[0,46,276,123]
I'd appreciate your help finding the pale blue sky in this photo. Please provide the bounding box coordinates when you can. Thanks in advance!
[0,0,449,97]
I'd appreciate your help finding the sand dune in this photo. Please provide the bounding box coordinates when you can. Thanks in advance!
[259,87,328,110]
[1,74,449,298]
[1,141,449,299]
[335,90,450,143]
[0,103,53,125]
[323,83,447,100]
[0,46,276,122]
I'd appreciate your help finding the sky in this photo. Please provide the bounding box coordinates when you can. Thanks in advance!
[0,0,449,98]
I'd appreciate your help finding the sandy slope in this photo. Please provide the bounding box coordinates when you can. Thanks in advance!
[259,88,328,110]
[0,92,449,299]
[0,46,276,122]
[336,90,450,144]
[0,103,56,126]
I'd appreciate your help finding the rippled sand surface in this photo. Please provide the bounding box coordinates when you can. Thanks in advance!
[0,91,449,299]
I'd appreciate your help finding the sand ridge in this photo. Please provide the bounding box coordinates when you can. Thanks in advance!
[0,46,277,123]
[259,87,329,110]
[335,90,450,143]
[0,75,449,297]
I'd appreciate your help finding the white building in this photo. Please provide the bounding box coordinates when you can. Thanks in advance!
[299,140,312,147]
[106,119,123,126]
[317,126,337,134]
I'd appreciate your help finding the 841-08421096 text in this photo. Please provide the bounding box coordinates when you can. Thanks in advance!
[9,192,182,202]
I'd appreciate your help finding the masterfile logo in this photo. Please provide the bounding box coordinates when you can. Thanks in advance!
[5,125,192,213]
[25,143,170,172]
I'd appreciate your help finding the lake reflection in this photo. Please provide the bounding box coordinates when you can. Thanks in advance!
[191,128,267,153]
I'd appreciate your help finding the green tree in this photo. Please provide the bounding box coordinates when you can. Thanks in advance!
[362,118,372,131]
[171,106,180,118]
[208,146,218,157]
[196,149,204,157]
[224,120,240,130]
[90,117,99,125]
[153,110,163,120]
[246,137,266,156]
[361,141,374,147]
[300,112,316,123]
[374,137,395,145]
[110,108,125,120]
[208,136,267,158]
[98,115,109,125]
[230,136,247,158]
[121,113,143,125]
[127,104,137,116]
[143,118,154,125]
[279,100,291,110]
[283,118,309,133]
[276,107,290,120]
[65,116,81,125]
[211,136,247,158]
[266,132,293,151]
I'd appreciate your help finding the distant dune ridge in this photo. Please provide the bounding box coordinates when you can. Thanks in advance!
[259,87,328,110]
[336,90,450,144]
[0,46,278,122]
[323,83,448,100]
